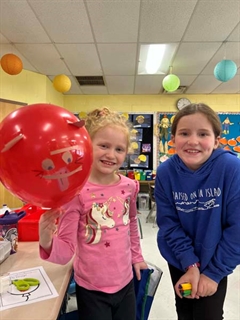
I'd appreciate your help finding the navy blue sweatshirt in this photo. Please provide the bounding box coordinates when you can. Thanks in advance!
[155,148,240,283]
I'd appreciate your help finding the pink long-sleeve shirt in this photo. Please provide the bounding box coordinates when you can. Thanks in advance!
[40,174,144,293]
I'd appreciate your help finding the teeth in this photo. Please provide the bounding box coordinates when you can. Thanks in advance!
[187,150,198,153]
[103,161,113,165]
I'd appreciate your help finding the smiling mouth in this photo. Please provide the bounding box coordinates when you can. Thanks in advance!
[42,165,82,180]
[185,150,200,153]
[101,160,115,166]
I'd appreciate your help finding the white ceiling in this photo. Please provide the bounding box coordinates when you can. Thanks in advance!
[0,0,240,95]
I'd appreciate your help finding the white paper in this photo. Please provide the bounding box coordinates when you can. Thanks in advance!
[0,266,59,311]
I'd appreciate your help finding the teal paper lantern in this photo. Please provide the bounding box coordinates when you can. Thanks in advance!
[162,74,180,92]
[214,60,237,82]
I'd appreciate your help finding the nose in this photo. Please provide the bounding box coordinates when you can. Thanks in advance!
[187,135,199,145]
[105,148,115,158]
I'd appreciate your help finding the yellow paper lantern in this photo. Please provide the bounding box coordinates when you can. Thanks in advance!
[78,111,88,119]
[53,74,71,93]
[1,53,23,75]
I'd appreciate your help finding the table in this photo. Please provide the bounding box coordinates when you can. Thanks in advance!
[1,242,73,320]
[138,180,155,193]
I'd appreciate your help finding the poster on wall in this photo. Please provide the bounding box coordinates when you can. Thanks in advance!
[156,113,176,164]
[218,113,240,154]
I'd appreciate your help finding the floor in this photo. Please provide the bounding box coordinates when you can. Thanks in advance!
[66,209,240,320]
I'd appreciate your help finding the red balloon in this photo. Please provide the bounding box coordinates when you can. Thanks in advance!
[0,103,92,208]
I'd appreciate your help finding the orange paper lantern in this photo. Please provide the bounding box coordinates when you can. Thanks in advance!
[1,53,23,75]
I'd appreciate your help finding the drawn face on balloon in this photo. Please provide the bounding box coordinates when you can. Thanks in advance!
[37,141,85,192]
[0,104,93,208]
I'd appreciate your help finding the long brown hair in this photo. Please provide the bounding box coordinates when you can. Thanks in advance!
[171,103,222,138]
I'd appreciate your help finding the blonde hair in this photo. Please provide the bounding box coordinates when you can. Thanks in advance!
[84,107,132,149]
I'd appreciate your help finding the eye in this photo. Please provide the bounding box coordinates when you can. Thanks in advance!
[179,132,188,136]
[42,159,55,171]
[199,132,208,137]
[62,151,73,164]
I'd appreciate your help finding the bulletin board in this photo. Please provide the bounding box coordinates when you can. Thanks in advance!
[156,112,240,165]
[121,113,154,170]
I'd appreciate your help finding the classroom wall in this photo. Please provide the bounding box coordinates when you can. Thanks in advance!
[64,94,240,114]
[0,68,239,113]
[0,68,64,106]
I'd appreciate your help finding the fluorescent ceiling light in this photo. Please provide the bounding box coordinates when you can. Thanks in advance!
[146,44,166,74]
[138,43,178,75]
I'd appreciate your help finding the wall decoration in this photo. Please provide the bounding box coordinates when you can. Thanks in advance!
[133,114,152,128]
[130,141,141,154]
[130,154,149,168]
[130,128,143,141]
[218,113,240,153]
[142,143,151,153]
[156,112,176,164]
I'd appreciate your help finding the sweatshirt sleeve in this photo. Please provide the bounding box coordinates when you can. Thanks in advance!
[155,166,199,270]
[129,180,145,264]
[203,165,240,283]
[39,195,81,265]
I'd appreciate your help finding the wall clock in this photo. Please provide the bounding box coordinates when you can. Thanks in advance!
[176,98,191,110]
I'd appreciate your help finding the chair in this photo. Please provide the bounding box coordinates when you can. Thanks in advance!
[146,183,156,226]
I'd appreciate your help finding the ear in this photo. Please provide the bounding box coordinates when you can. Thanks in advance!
[171,134,175,144]
[214,136,220,149]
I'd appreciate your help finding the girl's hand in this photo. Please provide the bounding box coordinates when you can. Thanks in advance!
[39,208,63,253]
[133,261,148,280]
[196,274,218,297]
[175,267,200,299]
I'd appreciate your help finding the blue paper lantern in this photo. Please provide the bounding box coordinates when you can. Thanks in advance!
[162,74,180,92]
[214,60,237,82]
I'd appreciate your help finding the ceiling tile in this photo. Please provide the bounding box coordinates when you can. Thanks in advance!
[135,75,164,94]
[186,75,222,94]
[0,1,51,43]
[56,44,102,75]
[15,44,69,75]
[87,1,140,42]
[184,1,240,41]
[139,1,197,42]
[98,44,137,75]
[105,76,134,94]
[173,42,222,75]
[30,1,94,43]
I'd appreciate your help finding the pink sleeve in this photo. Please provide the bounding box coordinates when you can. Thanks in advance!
[129,180,144,264]
[39,195,81,265]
